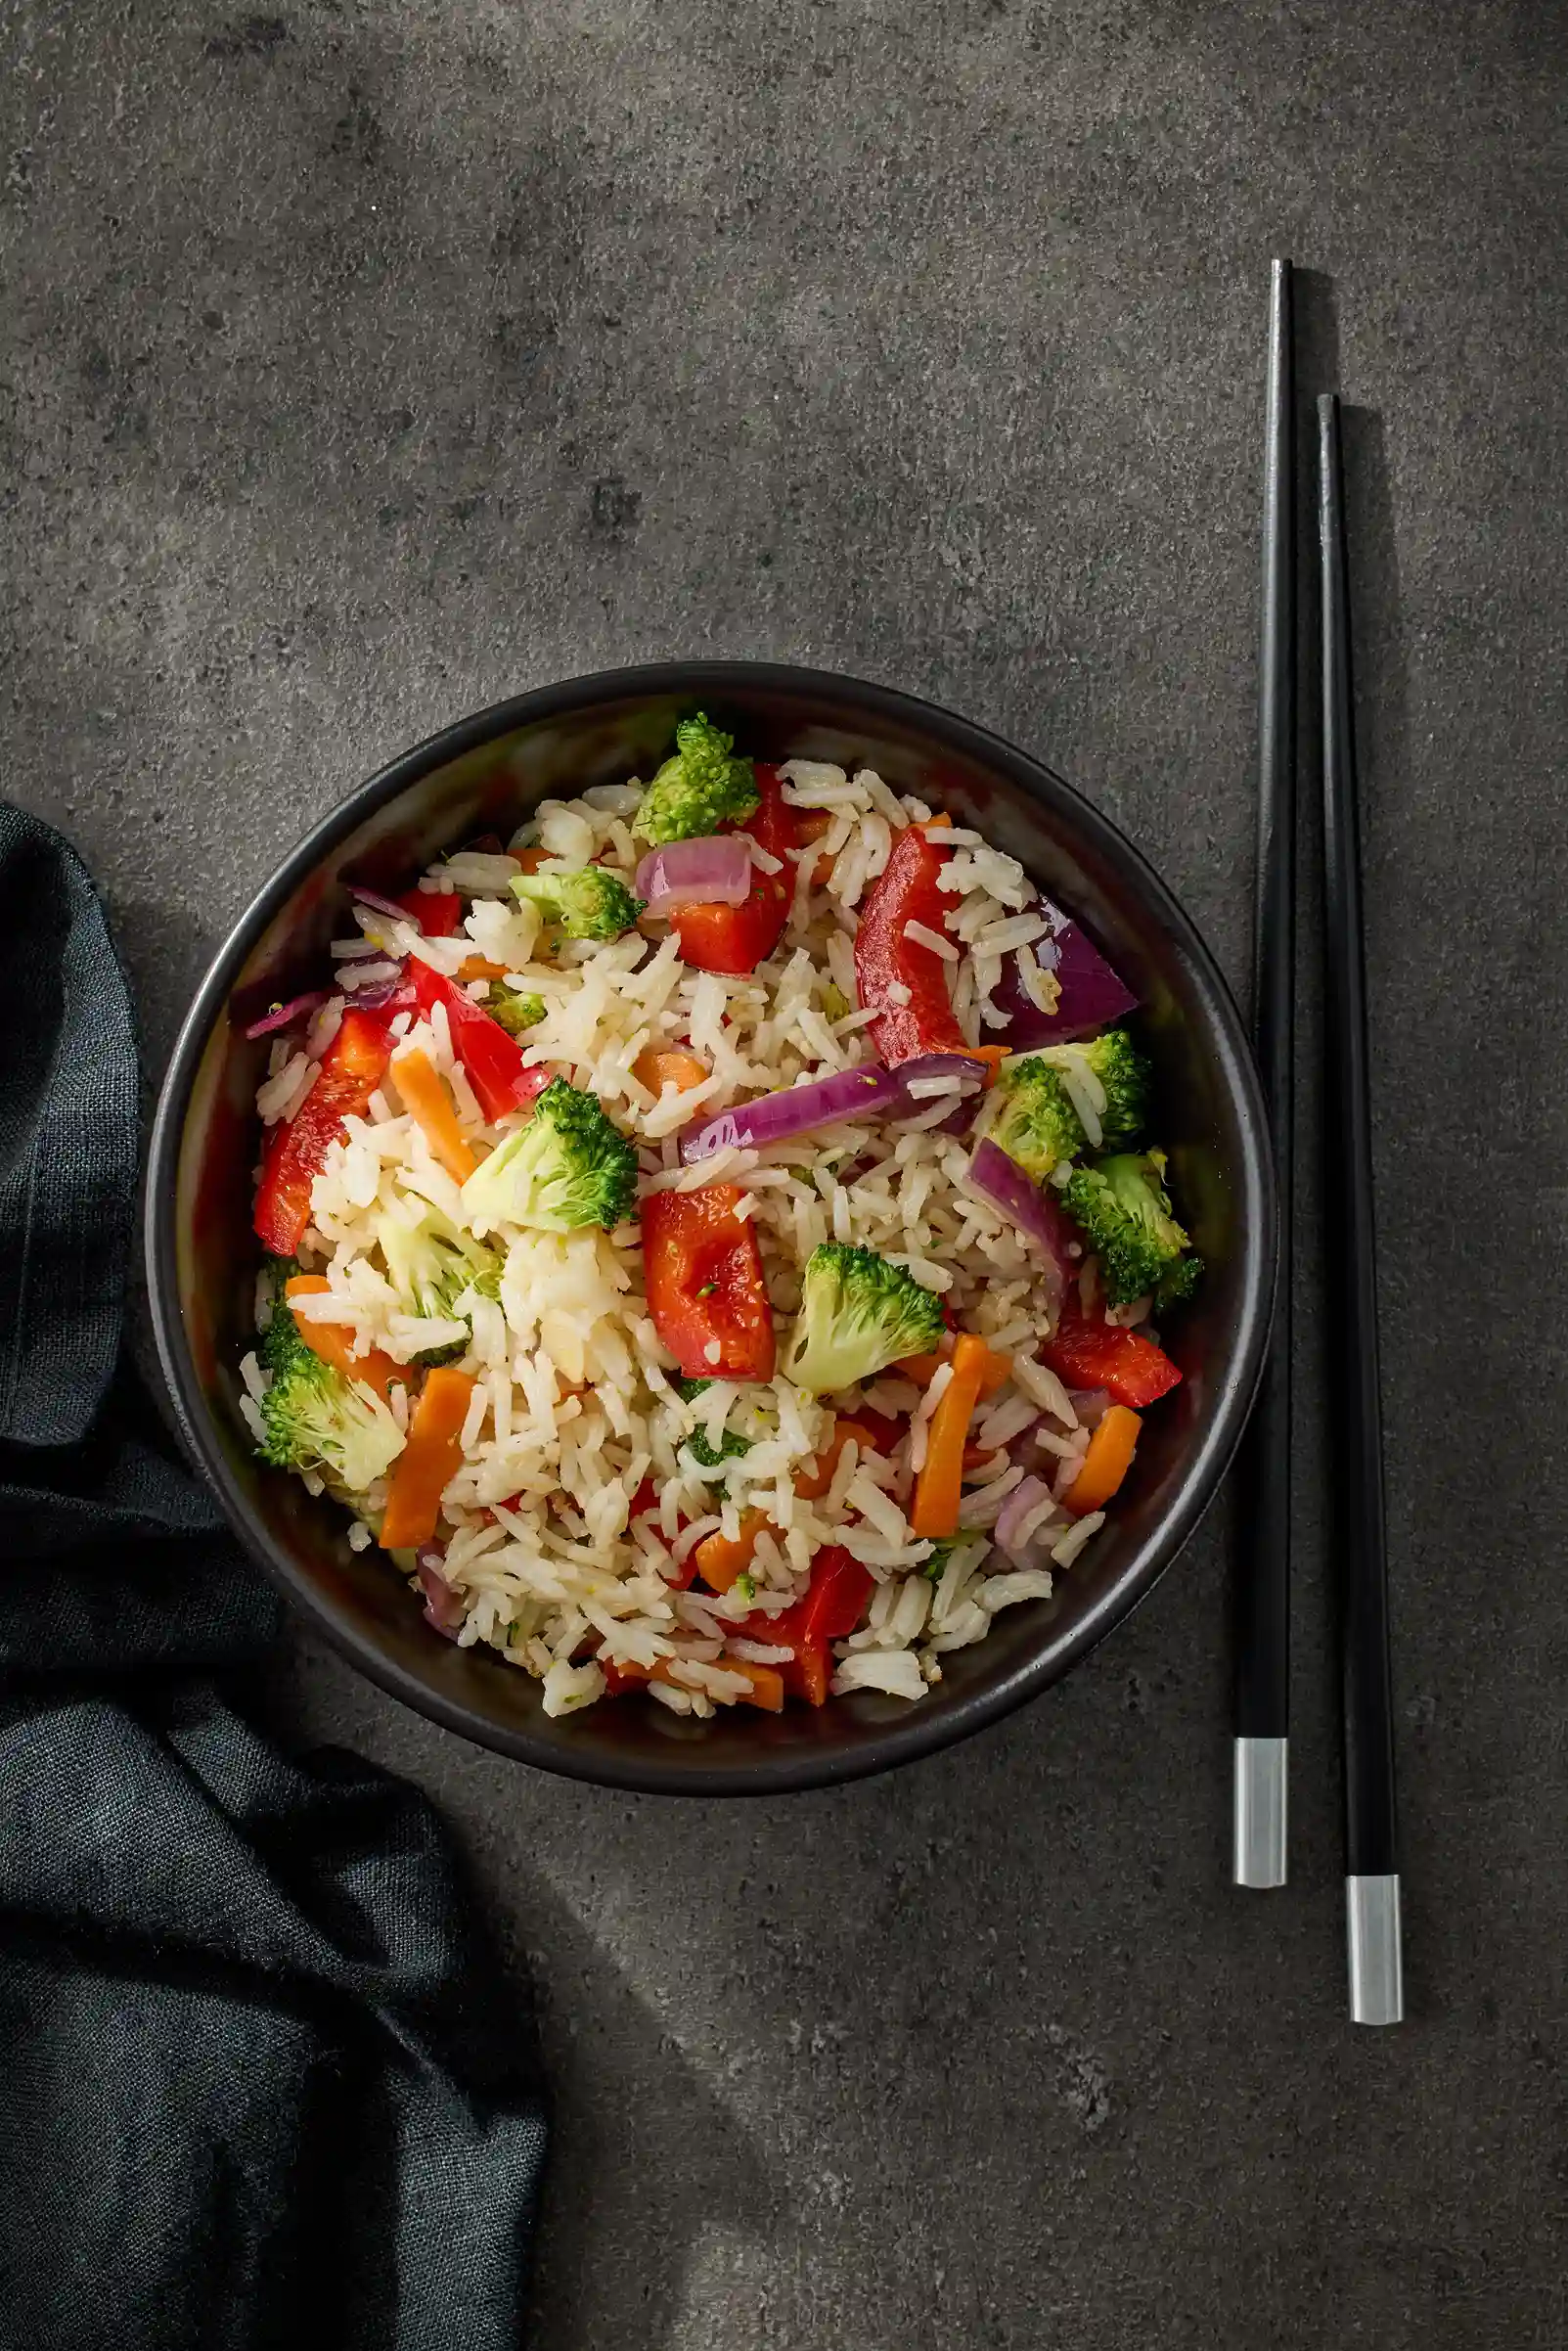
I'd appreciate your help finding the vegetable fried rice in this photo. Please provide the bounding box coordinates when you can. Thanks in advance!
[238,718,1201,1720]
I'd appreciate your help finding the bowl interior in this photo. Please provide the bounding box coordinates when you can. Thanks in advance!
[149,664,1272,1793]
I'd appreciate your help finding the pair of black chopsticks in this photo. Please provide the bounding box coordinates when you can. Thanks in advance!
[1232,259,1402,2027]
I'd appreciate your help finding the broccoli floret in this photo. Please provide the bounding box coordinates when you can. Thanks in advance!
[989,1057,1086,1179]
[1061,1148,1202,1309]
[782,1243,946,1396]
[514,863,644,942]
[631,712,759,847]
[1069,1028,1149,1149]
[460,1076,638,1234]
[489,989,547,1036]
[258,1257,308,1378]
[672,1376,712,1401]
[380,1209,503,1364]
[259,1352,405,1496]
[921,1536,960,1583]
[684,1426,753,1472]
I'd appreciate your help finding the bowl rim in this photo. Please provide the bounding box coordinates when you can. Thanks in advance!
[145,658,1276,1795]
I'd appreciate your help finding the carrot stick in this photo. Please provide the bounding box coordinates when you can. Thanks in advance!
[1062,1404,1142,1515]
[694,1416,885,1583]
[283,1276,404,1403]
[791,1416,884,1502]
[727,1660,785,1712]
[454,955,510,983]
[380,1366,476,1550]
[693,1509,768,1594]
[392,1046,478,1182]
[894,1334,1011,1396]
[515,845,554,875]
[793,808,836,885]
[605,1651,784,1712]
[911,1334,992,1539]
[632,1047,710,1096]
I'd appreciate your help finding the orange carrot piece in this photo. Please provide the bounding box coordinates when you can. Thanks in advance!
[453,954,510,983]
[693,1509,768,1594]
[697,1416,893,1584]
[632,1047,710,1096]
[605,1651,784,1713]
[392,1046,477,1182]
[283,1276,405,1403]
[967,1044,1008,1085]
[794,808,836,885]
[728,1660,785,1713]
[910,1334,991,1539]
[894,1334,1010,1396]
[792,1416,884,1502]
[380,1366,476,1551]
[515,845,553,875]
[1062,1405,1142,1515]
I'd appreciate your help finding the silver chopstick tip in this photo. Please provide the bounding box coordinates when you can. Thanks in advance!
[1232,1736,1288,1887]
[1346,1875,1405,2025]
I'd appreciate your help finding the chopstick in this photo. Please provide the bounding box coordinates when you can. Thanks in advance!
[1233,257,1294,1890]
[1318,393,1403,2025]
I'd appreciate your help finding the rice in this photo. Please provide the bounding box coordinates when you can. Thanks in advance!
[244,746,1163,1721]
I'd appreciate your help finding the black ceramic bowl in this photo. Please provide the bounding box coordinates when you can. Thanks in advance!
[146,661,1274,1794]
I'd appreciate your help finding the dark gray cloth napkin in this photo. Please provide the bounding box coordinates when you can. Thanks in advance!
[0,805,548,2351]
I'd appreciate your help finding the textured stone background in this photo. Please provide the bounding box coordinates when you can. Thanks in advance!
[5,2,1567,2343]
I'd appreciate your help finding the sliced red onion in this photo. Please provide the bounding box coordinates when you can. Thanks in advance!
[679,1053,992,1164]
[348,883,415,925]
[1067,1387,1110,1429]
[415,1546,464,1639]
[995,1474,1059,1564]
[680,1063,910,1162]
[635,836,752,916]
[963,1140,1077,1296]
[1006,1413,1049,1471]
[893,1050,989,1137]
[348,964,408,1012]
[242,989,329,1040]
[989,895,1139,1048]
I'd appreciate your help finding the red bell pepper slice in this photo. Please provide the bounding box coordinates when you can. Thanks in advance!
[732,1543,874,1708]
[781,1640,830,1707]
[253,1008,392,1254]
[854,822,975,1066]
[672,765,796,975]
[406,961,551,1123]
[791,1544,874,1643]
[641,1184,776,1381]
[395,887,465,936]
[1040,1304,1182,1410]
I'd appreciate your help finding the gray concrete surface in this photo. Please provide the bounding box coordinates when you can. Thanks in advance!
[5,1,1567,2342]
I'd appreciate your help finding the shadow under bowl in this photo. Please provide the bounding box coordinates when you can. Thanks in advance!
[146,661,1275,1795]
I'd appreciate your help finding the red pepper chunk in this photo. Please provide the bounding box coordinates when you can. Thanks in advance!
[733,1545,874,1706]
[394,887,466,936]
[1040,1304,1183,1410]
[854,822,974,1066]
[641,1184,776,1381]
[406,961,551,1124]
[791,1545,874,1643]
[672,765,795,975]
[253,1009,391,1254]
